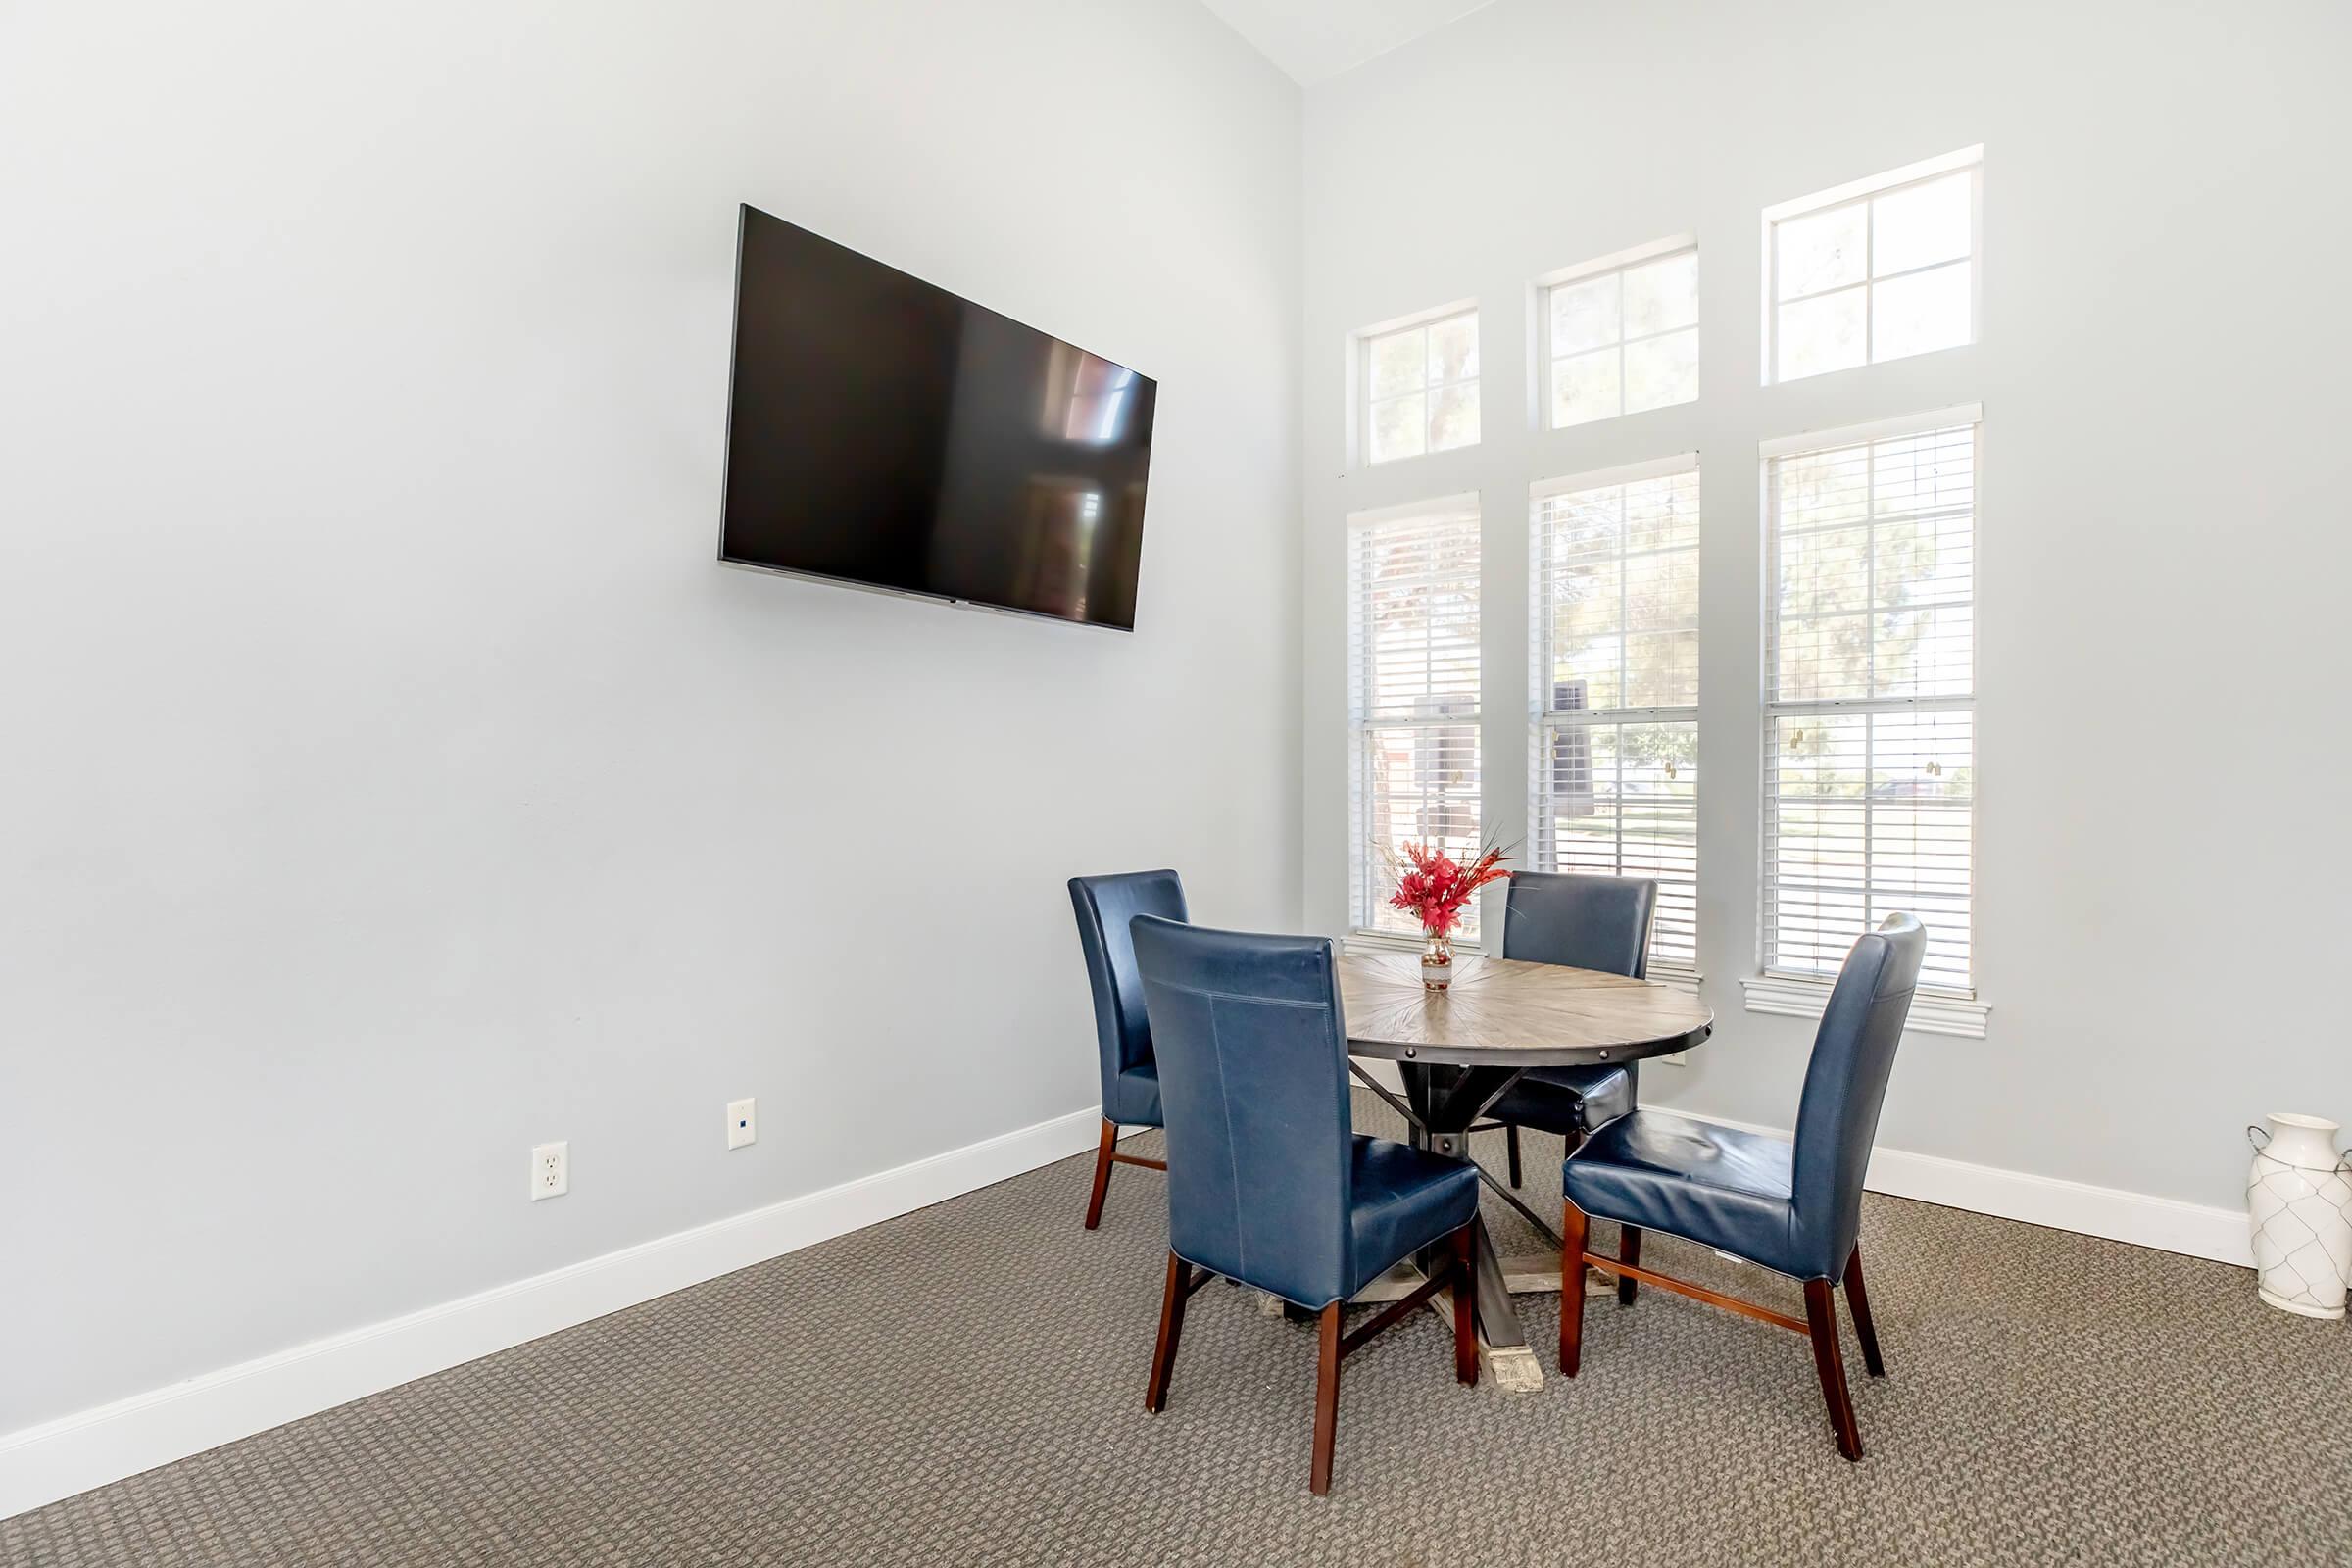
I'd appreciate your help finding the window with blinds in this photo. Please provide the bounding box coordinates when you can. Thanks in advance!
[1360,308,1480,465]
[1348,496,1483,937]
[1763,411,1978,991]
[1529,458,1700,968]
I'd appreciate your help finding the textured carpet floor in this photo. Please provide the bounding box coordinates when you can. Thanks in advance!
[8,1095,2350,1566]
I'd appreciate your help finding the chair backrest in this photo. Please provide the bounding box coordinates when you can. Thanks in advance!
[1501,871,1657,978]
[1067,870,1189,1102]
[1128,916,1355,1307]
[1789,914,1928,1277]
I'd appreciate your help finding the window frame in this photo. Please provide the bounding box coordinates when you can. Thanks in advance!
[1526,452,1703,981]
[1538,237,1701,430]
[1750,404,1989,1036]
[1345,493,1486,940]
[1355,303,1481,466]
[1762,146,1984,386]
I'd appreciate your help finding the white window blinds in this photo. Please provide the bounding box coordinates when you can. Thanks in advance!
[1348,497,1483,936]
[1530,458,1700,967]
[1763,411,1978,990]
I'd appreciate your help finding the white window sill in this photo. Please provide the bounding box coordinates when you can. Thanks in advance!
[1740,972,1988,1039]
[1345,932,1703,997]
[1344,928,1485,958]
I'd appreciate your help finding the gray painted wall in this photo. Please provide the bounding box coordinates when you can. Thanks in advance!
[0,0,1303,1430]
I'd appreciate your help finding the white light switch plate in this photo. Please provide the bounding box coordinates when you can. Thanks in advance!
[726,1098,757,1150]
[531,1141,569,1200]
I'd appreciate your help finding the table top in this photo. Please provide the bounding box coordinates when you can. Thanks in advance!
[1337,951,1713,1067]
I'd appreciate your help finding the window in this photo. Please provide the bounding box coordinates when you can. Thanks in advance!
[1766,147,1981,383]
[1543,245,1699,428]
[1348,496,1483,936]
[1761,409,1979,993]
[1529,457,1700,967]
[1360,308,1480,464]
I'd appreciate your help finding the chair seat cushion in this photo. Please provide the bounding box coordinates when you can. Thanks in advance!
[1348,1136,1480,1295]
[1105,1063,1162,1127]
[1489,1064,1634,1136]
[1562,1110,1806,1277]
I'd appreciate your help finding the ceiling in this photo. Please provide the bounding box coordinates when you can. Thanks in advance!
[1197,0,1500,84]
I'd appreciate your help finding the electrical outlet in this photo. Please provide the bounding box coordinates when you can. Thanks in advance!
[1658,1050,1690,1066]
[530,1141,569,1200]
[726,1098,757,1151]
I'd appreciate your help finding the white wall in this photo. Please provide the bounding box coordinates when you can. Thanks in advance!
[0,0,1300,1432]
[1301,0,2352,1214]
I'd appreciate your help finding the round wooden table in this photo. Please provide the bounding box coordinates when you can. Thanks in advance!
[1336,950,1714,1390]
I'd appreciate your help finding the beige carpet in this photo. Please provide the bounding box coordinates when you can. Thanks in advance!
[7,1096,2346,1566]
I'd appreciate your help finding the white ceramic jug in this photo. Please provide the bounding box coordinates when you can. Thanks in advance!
[2246,1113,2352,1319]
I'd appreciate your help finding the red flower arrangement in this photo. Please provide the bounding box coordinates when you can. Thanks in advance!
[1386,837,1513,937]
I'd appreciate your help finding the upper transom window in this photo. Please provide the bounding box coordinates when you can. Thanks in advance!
[1543,243,1699,428]
[1359,307,1480,465]
[1766,147,1982,383]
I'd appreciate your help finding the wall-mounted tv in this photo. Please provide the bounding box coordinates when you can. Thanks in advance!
[718,205,1157,631]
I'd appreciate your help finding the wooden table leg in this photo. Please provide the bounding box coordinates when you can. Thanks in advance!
[1390,1061,1546,1391]
[1464,1218,1544,1391]
[1344,1239,1543,1389]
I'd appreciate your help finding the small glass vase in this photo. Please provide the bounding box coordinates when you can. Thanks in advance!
[1420,929,1454,991]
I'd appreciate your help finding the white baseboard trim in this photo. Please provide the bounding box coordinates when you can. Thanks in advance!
[1671,1107,2253,1269]
[0,1104,1104,1522]
[5,1100,2250,1520]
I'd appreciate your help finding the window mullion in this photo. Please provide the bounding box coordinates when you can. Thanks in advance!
[1536,514,1555,869]
[1863,195,1876,365]
[1866,439,1879,699]
[1862,710,1877,930]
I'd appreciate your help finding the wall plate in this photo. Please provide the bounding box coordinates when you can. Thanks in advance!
[531,1141,569,1200]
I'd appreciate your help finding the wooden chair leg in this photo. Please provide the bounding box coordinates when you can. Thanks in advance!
[1450,1223,1479,1384]
[1802,1277,1863,1461]
[1616,1226,1642,1306]
[1505,1123,1523,1188]
[1558,1201,1590,1377]
[1309,1302,1343,1495]
[1843,1245,1886,1377]
[1144,1251,1190,1412]
[1083,1118,1118,1230]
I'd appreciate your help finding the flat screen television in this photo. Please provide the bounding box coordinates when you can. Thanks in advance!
[718,204,1157,631]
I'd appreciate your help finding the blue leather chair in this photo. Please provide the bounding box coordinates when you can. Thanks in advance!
[1068,871,1187,1229]
[1484,873,1657,1198]
[1129,916,1481,1495]
[1558,914,1927,1461]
